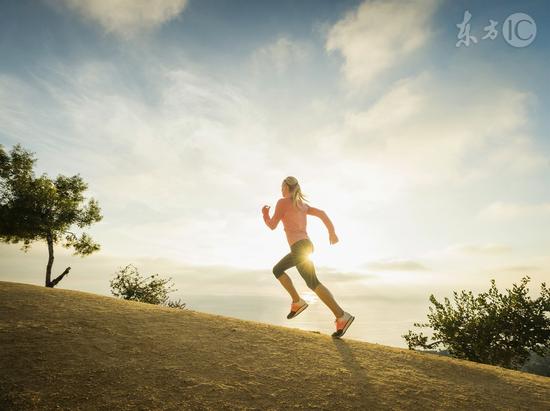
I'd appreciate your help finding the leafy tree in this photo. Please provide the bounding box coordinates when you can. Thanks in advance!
[402,276,550,370]
[0,143,102,287]
[110,264,186,310]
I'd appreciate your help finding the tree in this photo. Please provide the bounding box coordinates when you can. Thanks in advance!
[402,276,550,370]
[0,143,102,287]
[110,264,186,310]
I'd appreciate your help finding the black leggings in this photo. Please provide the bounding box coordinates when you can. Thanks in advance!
[272,238,321,291]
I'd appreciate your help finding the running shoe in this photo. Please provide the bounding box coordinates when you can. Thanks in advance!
[332,311,355,338]
[287,298,308,319]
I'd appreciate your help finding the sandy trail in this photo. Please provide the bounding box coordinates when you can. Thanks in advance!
[1,281,548,410]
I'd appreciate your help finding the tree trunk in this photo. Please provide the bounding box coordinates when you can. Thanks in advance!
[51,266,71,288]
[45,233,72,288]
[45,234,54,287]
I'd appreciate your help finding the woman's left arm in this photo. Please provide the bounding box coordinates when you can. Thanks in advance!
[262,199,285,230]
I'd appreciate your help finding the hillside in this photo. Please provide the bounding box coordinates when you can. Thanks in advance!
[1,281,549,410]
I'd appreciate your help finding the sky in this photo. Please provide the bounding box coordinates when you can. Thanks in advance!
[1,0,549,346]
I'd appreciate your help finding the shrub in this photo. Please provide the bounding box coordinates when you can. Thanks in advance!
[110,264,186,310]
[402,276,550,370]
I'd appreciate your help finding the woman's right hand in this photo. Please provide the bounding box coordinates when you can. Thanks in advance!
[329,232,339,245]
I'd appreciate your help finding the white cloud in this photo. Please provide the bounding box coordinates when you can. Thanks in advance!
[479,202,550,220]
[364,259,429,271]
[3,3,549,295]
[53,0,188,39]
[338,71,546,187]
[0,59,278,267]
[326,0,441,88]
[250,36,310,75]
[497,265,540,273]
[448,243,513,255]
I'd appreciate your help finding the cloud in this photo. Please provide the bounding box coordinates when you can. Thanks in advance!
[478,202,550,220]
[0,58,278,267]
[53,0,188,39]
[498,265,540,273]
[363,259,429,271]
[326,0,441,88]
[449,243,513,255]
[316,266,375,283]
[250,36,310,75]
[337,71,546,187]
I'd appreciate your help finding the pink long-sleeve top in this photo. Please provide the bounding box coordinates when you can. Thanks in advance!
[263,197,310,246]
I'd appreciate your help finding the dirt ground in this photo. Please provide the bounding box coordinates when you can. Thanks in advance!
[1,280,549,410]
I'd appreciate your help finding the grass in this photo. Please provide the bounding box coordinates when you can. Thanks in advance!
[1,280,549,410]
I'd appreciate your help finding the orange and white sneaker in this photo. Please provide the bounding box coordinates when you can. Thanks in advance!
[332,311,355,338]
[287,298,308,319]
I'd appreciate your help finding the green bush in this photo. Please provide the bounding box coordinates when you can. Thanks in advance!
[110,264,186,310]
[402,276,550,370]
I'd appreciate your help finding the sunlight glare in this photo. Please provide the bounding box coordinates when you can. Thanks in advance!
[302,291,319,305]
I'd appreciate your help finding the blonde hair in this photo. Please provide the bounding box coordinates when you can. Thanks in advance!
[283,176,309,210]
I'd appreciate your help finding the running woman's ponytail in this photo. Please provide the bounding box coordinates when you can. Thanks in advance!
[283,176,309,210]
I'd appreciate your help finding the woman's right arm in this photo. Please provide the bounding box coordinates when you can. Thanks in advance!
[307,206,339,244]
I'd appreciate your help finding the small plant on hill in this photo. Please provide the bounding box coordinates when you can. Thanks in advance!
[0,143,102,287]
[402,276,550,370]
[110,264,186,310]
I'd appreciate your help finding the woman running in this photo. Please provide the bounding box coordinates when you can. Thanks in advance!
[262,176,355,338]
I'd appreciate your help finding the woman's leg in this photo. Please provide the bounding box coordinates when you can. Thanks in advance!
[313,283,345,319]
[273,252,301,302]
[293,240,345,318]
[278,273,301,303]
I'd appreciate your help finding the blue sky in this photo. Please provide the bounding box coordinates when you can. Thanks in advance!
[1,0,549,312]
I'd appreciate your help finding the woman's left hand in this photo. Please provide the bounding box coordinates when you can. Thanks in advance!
[262,205,270,215]
[329,232,339,245]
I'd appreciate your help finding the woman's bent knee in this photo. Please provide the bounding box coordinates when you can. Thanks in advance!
[273,266,285,279]
[307,278,321,291]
